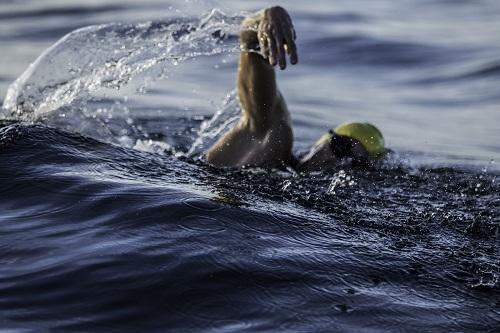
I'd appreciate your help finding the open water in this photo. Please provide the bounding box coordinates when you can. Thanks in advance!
[0,0,499,332]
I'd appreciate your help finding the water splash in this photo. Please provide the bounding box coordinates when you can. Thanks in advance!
[185,89,240,157]
[1,9,243,121]
[327,170,356,195]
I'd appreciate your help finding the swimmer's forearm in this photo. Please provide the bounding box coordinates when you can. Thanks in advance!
[237,9,277,130]
[237,51,277,129]
[236,7,297,131]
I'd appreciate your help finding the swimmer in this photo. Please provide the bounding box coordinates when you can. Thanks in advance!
[205,6,386,171]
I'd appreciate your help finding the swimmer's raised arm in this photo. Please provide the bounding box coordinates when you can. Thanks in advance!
[237,6,298,129]
[205,7,297,168]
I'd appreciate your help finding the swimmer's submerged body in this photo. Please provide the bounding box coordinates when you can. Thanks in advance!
[205,6,387,171]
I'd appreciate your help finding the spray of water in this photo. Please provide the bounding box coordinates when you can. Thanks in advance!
[0,9,245,155]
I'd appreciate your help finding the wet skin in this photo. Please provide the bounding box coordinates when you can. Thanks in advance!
[205,7,296,168]
[205,6,370,171]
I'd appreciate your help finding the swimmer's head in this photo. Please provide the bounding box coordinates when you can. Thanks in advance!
[315,122,386,161]
[334,122,385,159]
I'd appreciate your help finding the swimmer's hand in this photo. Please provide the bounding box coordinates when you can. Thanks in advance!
[257,6,298,69]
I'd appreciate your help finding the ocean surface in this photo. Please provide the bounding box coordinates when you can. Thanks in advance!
[0,0,499,332]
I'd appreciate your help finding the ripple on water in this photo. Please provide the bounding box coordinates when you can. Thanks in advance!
[178,214,227,233]
[181,196,226,212]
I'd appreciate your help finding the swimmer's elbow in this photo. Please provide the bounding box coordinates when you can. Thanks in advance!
[239,27,259,51]
[204,149,220,167]
[204,147,232,168]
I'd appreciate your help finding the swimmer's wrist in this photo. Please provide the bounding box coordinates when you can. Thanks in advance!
[239,10,264,52]
[239,30,259,51]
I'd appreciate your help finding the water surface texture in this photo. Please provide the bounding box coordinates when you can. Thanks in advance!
[0,1,499,332]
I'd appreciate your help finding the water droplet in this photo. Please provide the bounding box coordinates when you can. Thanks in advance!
[281,180,292,192]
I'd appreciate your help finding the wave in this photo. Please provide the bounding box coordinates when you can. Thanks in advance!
[461,61,500,78]
[414,60,500,85]
[304,34,449,67]
[1,120,498,240]
[1,119,499,332]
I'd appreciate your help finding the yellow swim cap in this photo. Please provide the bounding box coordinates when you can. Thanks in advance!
[334,122,385,159]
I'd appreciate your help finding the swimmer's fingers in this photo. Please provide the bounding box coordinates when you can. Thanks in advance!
[261,35,270,60]
[282,22,298,65]
[279,10,298,65]
[268,33,278,67]
[260,6,296,68]
[262,7,281,67]
[257,22,270,60]
[272,27,287,69]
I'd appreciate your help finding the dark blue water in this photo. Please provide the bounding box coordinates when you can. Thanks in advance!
[0,1,499,332]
